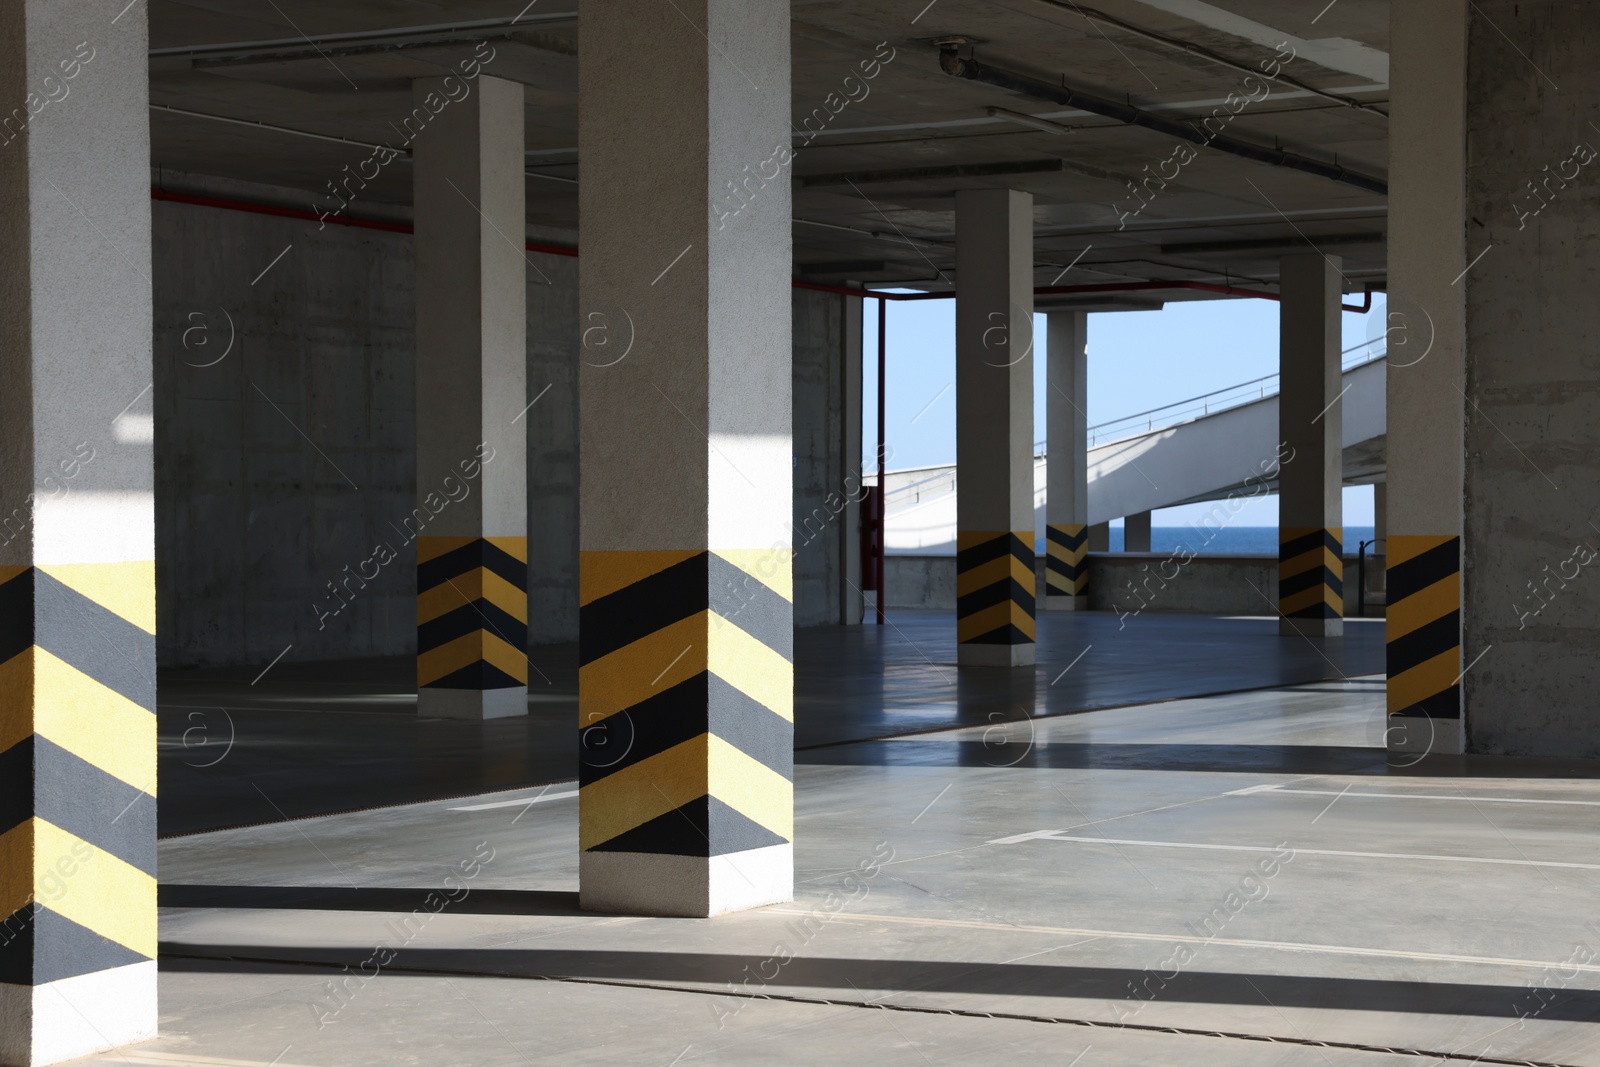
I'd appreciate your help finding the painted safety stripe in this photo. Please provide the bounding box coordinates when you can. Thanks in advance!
[0,562,157,986]
[1387,535,1461,718]
[1279,527,1343,621]
[416,537,528,692]
[1045,523,1088,595]
[956,530,1036,645]
[577,549,793,857]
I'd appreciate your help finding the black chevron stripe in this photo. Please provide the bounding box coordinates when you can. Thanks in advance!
[579,673,793,787]
[1389,538,1460,602]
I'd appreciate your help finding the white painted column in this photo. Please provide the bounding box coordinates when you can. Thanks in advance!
[1277,253,1344,638]
[1384,0,1465,755]
[955,189,1036,667]
[411,75,529,721]
[0,3,158,1063]
[1044,310,1088,609]
[577,0,794,916]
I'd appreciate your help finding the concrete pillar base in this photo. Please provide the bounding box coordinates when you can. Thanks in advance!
[1280,618,1344,638]
[579,845,793,917]
[1384,716,1464,756]
[1044,595,1088,611]
[0,963,157,1067]
[418,688,528,720]
[959,644,1037,668]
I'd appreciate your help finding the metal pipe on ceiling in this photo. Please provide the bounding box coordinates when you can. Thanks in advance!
[147,12,576,60]
[1025,0,1389,119]
[936,46,1388,196]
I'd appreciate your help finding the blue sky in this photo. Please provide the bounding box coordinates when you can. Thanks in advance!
[862,292,1386,527]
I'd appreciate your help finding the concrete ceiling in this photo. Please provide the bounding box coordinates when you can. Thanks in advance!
[148,0,1390,304]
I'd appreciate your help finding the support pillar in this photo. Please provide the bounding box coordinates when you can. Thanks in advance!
[577,0,793,915]
[1088,522,1110,552]
[411,75,529,720]
[840,290,865,625]
[1384,0,1464,755]
[955,189,1036,667]
[0,3,158,1062]
[1044,311,1088,609]
[1124,511,1152,553]
[1277,254,1344,637]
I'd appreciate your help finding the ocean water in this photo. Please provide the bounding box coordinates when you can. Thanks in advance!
[1059,526,1379,556]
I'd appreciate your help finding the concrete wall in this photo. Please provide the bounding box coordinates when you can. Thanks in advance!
[885,552,1383,618]
[1462,2,1600,757]
[154,194,417,669]
[155,185,845,667]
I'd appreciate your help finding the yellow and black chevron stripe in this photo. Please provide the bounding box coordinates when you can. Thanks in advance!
[957,530,1036,645]
[578,550,792,858]
[1387,535,1461,719]
[1044,523,1088,597]
[417,537,528,690]
[1279,527,1343,620]
[0,563,157,987]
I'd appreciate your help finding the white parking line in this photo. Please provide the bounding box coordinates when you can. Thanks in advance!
[450,790,578,812]
[993,833,1600,870]
[1229,784,1600,807]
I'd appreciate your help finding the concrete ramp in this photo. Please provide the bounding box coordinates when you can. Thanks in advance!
[881,356,1386,555]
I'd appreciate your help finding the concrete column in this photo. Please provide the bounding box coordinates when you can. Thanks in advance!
[1124,511,1153,553]
[0,4,158,1063]
[1277,254,1344,638]
[1044,310,1088,609]
[1456,3,1600,757]
[955,189,1036,667]
[1373,482,1388,547]
[840,290,865,625]
[1089,522,1110,552]
[577,0,793,915]
[1382,0,1467,755]
[411,75,529,720]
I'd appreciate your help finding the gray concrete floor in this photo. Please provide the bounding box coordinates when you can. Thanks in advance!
[112,663,1600,1066]
[157,610,1385,834]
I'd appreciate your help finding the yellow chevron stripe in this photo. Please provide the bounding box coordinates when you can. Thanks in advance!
[416,536,476,564]
[956,529,1013,551]
[956,552,1034,597]
[1388,646,1461,713]
[0,820,33,919]
[38,562,155,636]
[416,566,528,625]
[580,734,709,850]
[957,599,1036,643]
[0,649,33,756]
[31,647,157,796]
[580,549,703,606]
[485,536,528,564]
[1388,533,1456,568]
[33,818,156,959]
[579,613,707,723]
[708,612,793,722]
[1045,569,1086,594]
[1388,572,1460,638]
[0,565,27,585]
[1280,583,1343,617]
[417,629,527,687]
[715,549,793,605]
[1279,545,1341,579]
[705,733,792,842]
[1046,539,1086,565]
[579,733,792,851]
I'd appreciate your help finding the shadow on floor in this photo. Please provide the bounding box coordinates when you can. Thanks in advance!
[159,885,583,917]
[156,944,1600,1024]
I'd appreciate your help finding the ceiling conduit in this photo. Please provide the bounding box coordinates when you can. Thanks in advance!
[935,45,1388,196]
